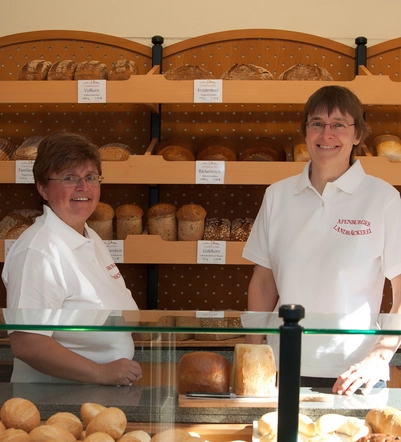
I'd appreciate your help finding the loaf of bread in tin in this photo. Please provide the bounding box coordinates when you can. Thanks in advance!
[176,204,207,241]
[116,203,143,239]
[147,202,177,241]
[87,202,115,240]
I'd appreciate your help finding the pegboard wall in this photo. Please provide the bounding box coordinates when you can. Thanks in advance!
[1,30,401,312]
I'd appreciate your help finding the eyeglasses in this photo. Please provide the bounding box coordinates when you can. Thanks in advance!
[306,121,355,133]
[47,174,104,187]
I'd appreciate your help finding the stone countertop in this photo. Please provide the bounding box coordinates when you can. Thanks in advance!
[2,383,401,424]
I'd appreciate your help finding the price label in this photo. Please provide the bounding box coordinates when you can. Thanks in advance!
[196,160,225,184]
[104,240,124,263]
[15,161,34,183]
[194,79,222,103]
[197,240,226,264]
[196,311,225,318]
[78,80,106,103]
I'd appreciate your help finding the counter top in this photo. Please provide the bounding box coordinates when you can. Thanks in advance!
[1,383,401,423]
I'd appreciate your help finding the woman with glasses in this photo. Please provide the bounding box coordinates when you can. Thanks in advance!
[2,131,142,385]
[243,85,401,395]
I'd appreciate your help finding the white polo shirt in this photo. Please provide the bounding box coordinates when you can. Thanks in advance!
[243,160,401,378]
[2,205,138,383]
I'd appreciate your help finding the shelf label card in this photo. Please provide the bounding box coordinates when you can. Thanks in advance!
[78,80,106,103]
[104,240,124,263]
[4,239,16,260]
[15,161,34,183]
[197,240,226,264]
[194,79,222,103]
[196,160,225,184]
[196,311,225,318]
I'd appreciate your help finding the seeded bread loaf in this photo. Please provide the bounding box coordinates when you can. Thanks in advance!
[147,203,177,241]
[230,218,254,241]
[116,204,143,239]
[203,217,231,241]
[176,204,207,241]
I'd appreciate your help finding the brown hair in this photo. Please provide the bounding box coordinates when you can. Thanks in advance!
[300,85,370,143]
[33,131,101,185]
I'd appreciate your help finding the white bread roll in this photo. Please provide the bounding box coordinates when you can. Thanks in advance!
[0,398,41,433]
[29,424,76,442]
[0,428,33,441]
[80,403,107,426]
[87,202,115,240]
[232,344,276,396]
[365,407,401,436]
[84,433,115,442]
[45,412,83,439]
[85,407,127,440]
[117,430,150,442]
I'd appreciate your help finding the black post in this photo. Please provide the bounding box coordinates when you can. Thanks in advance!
[355,36,367,76]
[277,304,305,442]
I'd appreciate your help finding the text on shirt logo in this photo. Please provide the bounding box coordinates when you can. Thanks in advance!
[106,262,122,279]
[333,219,372,236]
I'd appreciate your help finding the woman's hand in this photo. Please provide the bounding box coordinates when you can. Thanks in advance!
[98,358,142,386]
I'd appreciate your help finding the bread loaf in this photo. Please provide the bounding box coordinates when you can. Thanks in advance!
[0,139,15,161]
[196,136,237,161]
[0,209,42,239]
[0,428,33,441]
[116,204,143,239]
[0,397,41,433]
[47,60,78,80]
[175,316,201,341]
[84,433,115,442]
[117,430,151,442]
[109,59,138,80]
[203,217,231,241]
[278,63,334,80]
[45,412,83,439]
[85,407,127,440]
[12,136,44,160]
[18,60,52,80]
[176,204,207,241]
[99,143,130,161]
[230,218,254,241]
[29,424,76,442]
[374,135,401,162]
[232,344,276,396]
[293,142,310,162]
[147,202,177,241]
[366,407,401,437]
[74,61,108,80]
[87,202,115,240]
[155,137,195,161]
[195,316,243,341]
[239,137,286,162]
[177,351,230,394]
[221,63,274,80]
[164,65,215,80]
[149,429,192,442]
[80,402,107,426]
[356,436,401,442]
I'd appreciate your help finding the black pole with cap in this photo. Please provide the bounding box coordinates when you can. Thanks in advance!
[277,304,305,442]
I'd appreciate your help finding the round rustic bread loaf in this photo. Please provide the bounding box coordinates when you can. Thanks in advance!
[163,65,215,80]
[87,202,115,240]
[74,61,108,80]
[45,411,83,439]
[239,137,286,162]
[374,134,401,162]
[278,62,334,81]
[203,217,231,241]
[221,62,274,80]
[18,60,52,80]
[0,139,15,161]
[196,136,237,161]
[155,137,195,161]
[176,204,207,241]
[177,351,230,394]
[99,143,130,161]
[0,208,42,240]
[109,59,138,80]
[47,60,78,80]
[116,203,143,239]
[12,135,44,160]
[0,397,41,433]
[147,202,177,241]
[80,402,107,426]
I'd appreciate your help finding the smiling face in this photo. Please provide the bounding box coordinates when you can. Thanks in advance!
[305,108,361,176]
[37,161,101,234]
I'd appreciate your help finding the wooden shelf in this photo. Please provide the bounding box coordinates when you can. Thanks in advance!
[0,71,401,105]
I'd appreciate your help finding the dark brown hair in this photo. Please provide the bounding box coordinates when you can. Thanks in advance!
[300,85,370,143]
[33,131,101,185]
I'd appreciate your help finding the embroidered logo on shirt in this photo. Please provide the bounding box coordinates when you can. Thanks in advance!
[106,263,122,279]
[333,219,372,236]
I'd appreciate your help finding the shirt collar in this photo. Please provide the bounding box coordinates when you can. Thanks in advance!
[294,159,365,195]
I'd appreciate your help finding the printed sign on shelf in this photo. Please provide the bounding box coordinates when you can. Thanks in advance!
[78,80,106,103]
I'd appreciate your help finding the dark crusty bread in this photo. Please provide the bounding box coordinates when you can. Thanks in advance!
[164,65,215,80]
[203,217,231,241]
[12,136,44,160]
[278,63,334,80]
[221,63,274,80]
[109,59,138,80]
[74,61,108,80]
[0,139,15,161]
[239,137,286,162]
[196,136,237,161]
[18,60,52,80]
[155,137,195,161]
[99,143,130,161]
[47,60,78,80]
[230,218,254,241]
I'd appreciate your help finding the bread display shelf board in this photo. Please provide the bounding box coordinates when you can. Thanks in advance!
[1,156,400,185]
[1,71,401,105]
